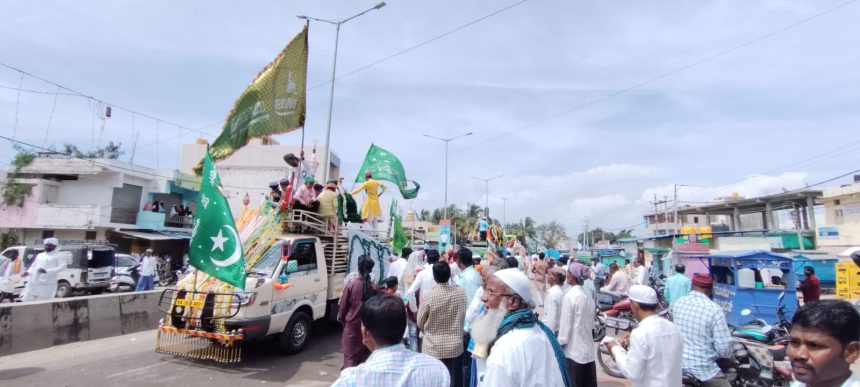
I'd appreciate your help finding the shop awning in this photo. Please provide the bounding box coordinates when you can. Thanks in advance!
[117,230,184,241]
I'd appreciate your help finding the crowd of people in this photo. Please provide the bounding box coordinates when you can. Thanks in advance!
[331,247,860,387]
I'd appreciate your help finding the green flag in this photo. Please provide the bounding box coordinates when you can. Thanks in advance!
[195,25,308,174]
[190,151,246,289]
[389,200,409,255]
[355,144,420,199]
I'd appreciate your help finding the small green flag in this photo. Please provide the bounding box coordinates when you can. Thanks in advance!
[355,144,420,199]
[195,25,308,174]
[190,151,246,289]
[389,200,409,255]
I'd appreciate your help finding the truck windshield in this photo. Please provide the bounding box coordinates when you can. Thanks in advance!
[249,242,284,277]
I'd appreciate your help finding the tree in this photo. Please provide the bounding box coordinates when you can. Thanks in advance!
[57,142,124,159]
[576,228,635,244]
[536,221,567,249]
[418,209,431,221]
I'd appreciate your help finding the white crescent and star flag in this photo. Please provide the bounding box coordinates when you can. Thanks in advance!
[189,151,246,289]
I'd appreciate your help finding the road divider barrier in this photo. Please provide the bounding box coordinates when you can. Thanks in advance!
[0,290,162,356]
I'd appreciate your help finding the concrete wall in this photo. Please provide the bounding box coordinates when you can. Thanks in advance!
[0,290,162,356]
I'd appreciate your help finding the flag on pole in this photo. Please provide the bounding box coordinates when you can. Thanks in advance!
[195,25,309,174]
[355,144,420,199]
[389,199,409,255]
[190,151,246,289]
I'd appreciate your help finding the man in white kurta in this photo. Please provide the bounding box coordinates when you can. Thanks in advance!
[558,262,598,387]
[475,269,567,387]
[540,268,566,334]
[604,285,682,387]
[20,238,66,302]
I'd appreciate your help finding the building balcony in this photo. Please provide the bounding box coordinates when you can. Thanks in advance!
[136,211,193,231]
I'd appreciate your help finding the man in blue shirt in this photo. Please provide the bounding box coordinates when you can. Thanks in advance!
[664,264,692,306]
[671,274,732,387]
[477,218,489,241]
[591,257,607,289]
[333,294,449,387]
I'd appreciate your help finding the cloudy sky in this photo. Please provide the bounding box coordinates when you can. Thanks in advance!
[2,0,859,236]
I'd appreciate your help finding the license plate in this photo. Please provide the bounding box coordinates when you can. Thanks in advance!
[175,299,205,308]
[605,316,633,330]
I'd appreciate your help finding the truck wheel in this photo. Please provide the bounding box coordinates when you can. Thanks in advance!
[277,311,312,354]
[56,281,72,298]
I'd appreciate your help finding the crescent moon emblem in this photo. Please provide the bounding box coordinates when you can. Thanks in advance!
[211,225,242,267]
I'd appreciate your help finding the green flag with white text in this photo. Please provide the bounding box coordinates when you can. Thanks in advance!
[195,25,308,174]
[190,151,246,289]
[355,144,420,199]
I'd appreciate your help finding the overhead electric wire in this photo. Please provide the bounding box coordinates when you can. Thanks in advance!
[408,0,859,168]
[306,0,529,91]
[0,61,217,140]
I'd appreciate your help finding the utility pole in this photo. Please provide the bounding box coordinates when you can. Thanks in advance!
[472,175,503,218]
[663,195,670,236]
[424,132,473,219]
[651,194,667,236]
[674,184,687,236]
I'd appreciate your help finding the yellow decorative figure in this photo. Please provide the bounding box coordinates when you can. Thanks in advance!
[350,171,387,225]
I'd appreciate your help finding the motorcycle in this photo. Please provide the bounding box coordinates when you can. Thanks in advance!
[595,285,671,379]
[682,358,739,386]
[728,291,793,386]
[110,264,140,292]
[732,292,792,345]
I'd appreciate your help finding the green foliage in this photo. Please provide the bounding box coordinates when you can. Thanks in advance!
[536,221,567,249]
[0,229,20,250]
[576,228,635,244]
[2,182,32,206]
[2,146,36,207]
[58,141,124,159]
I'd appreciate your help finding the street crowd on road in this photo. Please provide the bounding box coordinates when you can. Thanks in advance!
[332,245,860,387]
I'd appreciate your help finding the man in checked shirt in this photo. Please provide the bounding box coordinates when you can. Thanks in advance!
[670,273,732,387]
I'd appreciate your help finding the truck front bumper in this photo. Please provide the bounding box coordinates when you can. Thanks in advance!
[224,315,271,340]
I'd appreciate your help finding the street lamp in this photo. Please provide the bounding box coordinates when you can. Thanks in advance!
[297,2,386,183]
[494,195,514,235]
[423,132,473,219]
[472,175,503,218]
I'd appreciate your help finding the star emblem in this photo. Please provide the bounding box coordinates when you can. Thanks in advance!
[210,230,229,252]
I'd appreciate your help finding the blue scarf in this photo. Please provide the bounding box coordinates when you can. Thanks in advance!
[496,309,571,387]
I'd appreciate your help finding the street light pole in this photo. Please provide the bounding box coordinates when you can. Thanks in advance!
[423,132,473,219]
[298,2,386,183]
[495,195,514,235]
[472,175,503,218]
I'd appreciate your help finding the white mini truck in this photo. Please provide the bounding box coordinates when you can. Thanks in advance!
[156,210,373,363]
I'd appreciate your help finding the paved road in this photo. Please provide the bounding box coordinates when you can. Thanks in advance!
[0,320,630,387]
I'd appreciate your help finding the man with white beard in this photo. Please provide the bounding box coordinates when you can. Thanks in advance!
[471,268,570,387]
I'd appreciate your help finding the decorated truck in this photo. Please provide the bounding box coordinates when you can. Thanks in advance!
[155,209,391,363]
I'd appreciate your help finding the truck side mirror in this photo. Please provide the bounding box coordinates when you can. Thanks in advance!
[284,260,298,274]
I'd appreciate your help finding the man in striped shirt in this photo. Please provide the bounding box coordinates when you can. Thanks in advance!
[333,294,449,387]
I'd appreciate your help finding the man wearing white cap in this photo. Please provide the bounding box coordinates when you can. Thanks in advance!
[558,262,597,387]
[602,284,682,387]
[472,268,570,387]
[20,238,67,301]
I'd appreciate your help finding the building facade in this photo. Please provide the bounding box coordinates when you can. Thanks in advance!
[817,177,860,248]
[0,153,197,258]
